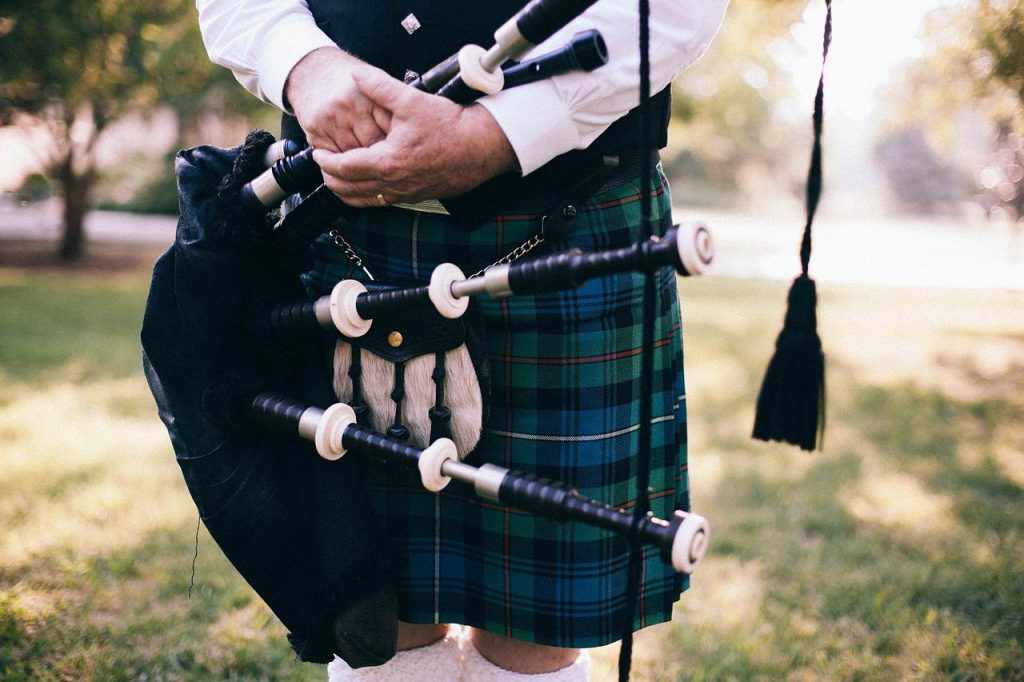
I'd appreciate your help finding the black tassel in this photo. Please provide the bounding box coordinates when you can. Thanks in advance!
[752,274,825,451]
[753,0,832,453]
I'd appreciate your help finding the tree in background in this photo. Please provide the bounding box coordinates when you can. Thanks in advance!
[973,0,1024,219]
[0,0,265,260]
[880,0,1024,219]
[669,0,804,206]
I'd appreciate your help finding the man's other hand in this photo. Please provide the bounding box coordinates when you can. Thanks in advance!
[285,47,392,153]
[311,69,518,207]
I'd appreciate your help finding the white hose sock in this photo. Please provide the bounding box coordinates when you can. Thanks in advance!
[327,636,462,682]
[459,637,591,681]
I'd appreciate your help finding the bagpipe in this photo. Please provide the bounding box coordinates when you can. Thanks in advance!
[266,221,712,339]
[222,0,714,580]
[144,0,830,676]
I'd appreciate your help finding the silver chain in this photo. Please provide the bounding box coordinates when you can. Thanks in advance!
[330,227,375,281]
[330,218,547,281]
[468,226,546,279]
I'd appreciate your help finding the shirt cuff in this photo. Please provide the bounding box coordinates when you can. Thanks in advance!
[478,80,581,176]
[257,15,338,112]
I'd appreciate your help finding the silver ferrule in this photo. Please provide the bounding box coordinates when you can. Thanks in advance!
[314,296,333,327]
[298,406,324,441]
[473,463,509,501]
[263,140,290,167]
[449,277,487,299]
[483,265,513,298]
[439,459,480,486]
[251,169,288,207]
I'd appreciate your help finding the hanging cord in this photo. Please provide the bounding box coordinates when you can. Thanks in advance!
[188,514,201,598]
[801,0,831,277]
[617,0,655,678]
[752,0,831,452]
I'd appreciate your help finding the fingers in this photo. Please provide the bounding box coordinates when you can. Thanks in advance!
[314,148,386,182]
[351,68,415,110]
[313,148,392,205]
[290,60,395,153]
[372,105,393,134]
[306,127,356,154]
[350,112,387,149]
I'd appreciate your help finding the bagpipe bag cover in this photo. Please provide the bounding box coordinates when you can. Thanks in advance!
[141,140,396,663]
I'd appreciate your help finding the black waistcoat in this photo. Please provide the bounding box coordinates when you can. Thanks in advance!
[284,0,671,227]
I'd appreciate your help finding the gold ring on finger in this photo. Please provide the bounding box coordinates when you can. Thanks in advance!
[375,192,388,208]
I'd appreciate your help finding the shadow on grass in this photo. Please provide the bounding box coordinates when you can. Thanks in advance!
[650,349,1023,679]
[0,519,319,681]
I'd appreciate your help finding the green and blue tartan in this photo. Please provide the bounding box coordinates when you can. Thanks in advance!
[302,168,689,648]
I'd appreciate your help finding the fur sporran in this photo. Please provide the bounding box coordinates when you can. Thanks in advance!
[330,283,489,456]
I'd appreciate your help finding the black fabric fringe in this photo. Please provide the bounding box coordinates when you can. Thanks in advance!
[210,129,278,247]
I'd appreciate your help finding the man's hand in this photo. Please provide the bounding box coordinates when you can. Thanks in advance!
[285,47,392,152]
[311,69,518,208]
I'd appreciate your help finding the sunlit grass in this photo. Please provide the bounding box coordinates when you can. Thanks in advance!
[1,258,1022,680]
[587,278,1024,681]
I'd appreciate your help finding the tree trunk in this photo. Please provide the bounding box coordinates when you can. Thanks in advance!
[57,155,94,262]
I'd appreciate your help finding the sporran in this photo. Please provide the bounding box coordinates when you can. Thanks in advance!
[328,228,492,456]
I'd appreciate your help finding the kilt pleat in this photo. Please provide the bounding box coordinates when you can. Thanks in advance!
[302,168,689,648]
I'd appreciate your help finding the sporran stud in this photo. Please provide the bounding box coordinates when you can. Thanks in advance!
[400,13,421,35]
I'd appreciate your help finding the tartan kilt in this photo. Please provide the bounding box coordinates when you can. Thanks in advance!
[301,167,689,648]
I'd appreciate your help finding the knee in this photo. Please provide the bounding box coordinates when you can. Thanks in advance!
[467,628,581,675]
[397,622,450,651]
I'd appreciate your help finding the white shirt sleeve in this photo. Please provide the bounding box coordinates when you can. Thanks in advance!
[480,0,729,174]
[196,0,728,173]
[196,0,336,111]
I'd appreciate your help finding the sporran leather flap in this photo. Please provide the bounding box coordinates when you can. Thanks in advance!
[331,284,488,456]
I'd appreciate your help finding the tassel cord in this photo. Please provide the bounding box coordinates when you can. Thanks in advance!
[801,0,832,276]
[752,0,832,453]
[619,0,654,679]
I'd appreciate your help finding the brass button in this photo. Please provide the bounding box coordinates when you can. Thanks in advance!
[388,331,404,348]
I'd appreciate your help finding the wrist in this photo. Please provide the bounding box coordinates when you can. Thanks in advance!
[459,105,519,178]
[284,47,360,112]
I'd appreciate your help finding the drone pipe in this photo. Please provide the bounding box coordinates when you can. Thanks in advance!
[450,222,714,300]
[501,30,607,91]
[247,391,709,573]
[266,225,712,339]
[480,0,603,72]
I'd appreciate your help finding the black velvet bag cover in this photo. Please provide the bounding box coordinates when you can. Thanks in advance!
[141,133,398,666]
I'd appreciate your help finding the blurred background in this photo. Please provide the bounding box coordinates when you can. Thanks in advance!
[1,0,1021,679]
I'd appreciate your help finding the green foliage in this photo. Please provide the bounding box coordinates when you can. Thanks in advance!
[882,1,1024,219]
[0,0,262,127]
[97,151,183,215]
[669,0,805,199]
[13,173,51,203]
[0,0,267,258]
[107,171,182,215]
[976,0,1024,104]
[0,0,185,126]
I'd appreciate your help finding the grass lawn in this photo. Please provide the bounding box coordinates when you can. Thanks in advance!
[1,242,1022,680]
